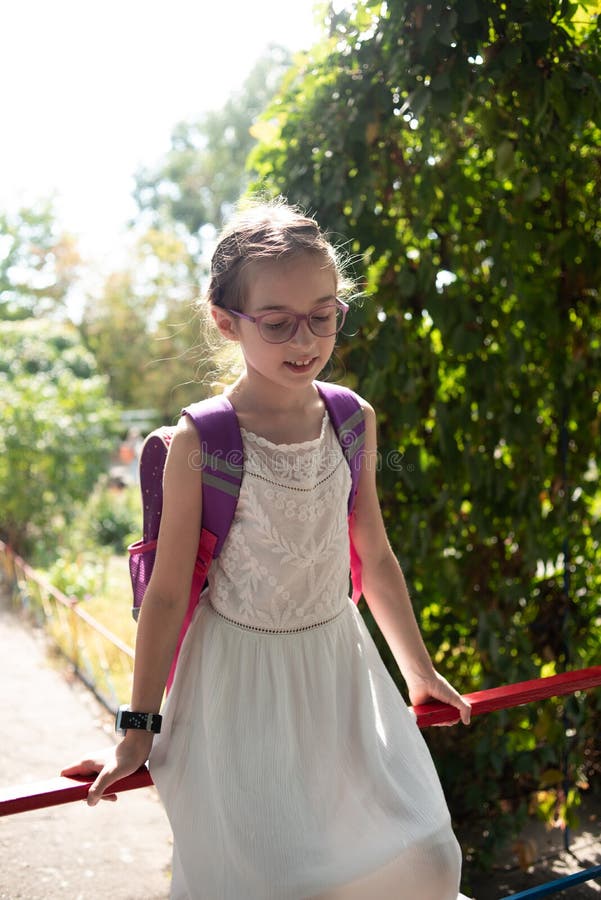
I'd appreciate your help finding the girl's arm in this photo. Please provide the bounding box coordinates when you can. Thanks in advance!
[61,416,204,802]
[350,401,471,725]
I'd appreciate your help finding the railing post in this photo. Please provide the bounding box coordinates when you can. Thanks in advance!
[69,599,79,673]
[3,544,17,598]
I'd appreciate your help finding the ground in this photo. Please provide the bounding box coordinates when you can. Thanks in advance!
[0,593,599,899]
[465,795,601,899]
[0,599,172,900]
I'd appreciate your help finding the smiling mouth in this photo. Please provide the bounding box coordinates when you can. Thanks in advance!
[284,358,316,370]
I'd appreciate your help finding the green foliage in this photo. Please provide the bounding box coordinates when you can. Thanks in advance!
[52,478,141,559]
[0,200,80,320]
[80,269,156,409]
[47,554,108,603]
[85,481,140,553]
[250,0,601,861]
[79,229,210,419]
[0,319,119,558]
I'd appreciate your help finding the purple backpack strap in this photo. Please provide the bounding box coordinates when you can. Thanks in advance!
[165,395,242,692]
[315,381,365,513]
[315,381,366,604]
[182,393,243,557]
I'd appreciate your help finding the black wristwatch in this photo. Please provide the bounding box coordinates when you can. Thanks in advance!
[115,704,162,736]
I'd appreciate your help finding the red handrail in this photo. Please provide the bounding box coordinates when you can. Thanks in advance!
[1,666,600,817]
[0,767,154,816]
[413,665,601,727]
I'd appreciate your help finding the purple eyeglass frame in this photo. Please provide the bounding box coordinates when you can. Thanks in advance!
[225,298,349,344]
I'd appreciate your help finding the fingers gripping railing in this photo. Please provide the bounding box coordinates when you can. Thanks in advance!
[1,666,600,817]
[412,666,601,725]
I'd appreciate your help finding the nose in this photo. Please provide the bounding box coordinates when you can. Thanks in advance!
[289,317,315,347]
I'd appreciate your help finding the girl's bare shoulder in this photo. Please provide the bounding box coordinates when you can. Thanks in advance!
[356,394,376,417]
[163,415,203,485]
[173,412,202,441]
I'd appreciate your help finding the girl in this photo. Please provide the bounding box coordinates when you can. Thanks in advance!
[63,200,471,900]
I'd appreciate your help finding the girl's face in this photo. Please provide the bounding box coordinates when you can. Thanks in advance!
[218,253,338,396]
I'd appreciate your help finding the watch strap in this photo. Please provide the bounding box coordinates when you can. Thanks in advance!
[116,705,162,735]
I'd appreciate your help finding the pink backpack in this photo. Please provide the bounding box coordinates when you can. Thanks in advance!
[128,381,366,689]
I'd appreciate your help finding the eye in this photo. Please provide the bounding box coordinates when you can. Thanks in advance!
[263,317,291,330]
[311,306,336,322]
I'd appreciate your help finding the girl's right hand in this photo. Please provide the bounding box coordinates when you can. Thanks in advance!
[60,732,154,807]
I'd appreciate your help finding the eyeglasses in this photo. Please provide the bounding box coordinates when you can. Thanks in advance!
[226,298,348,344]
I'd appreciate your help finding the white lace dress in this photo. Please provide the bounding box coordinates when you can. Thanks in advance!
[149,414,463,900]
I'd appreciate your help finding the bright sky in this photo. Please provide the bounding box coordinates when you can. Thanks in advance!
[0,0,322,276]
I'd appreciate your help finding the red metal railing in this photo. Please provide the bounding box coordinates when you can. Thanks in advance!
[1,667,600,817]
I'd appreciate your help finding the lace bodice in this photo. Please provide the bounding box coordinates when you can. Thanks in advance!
[207,412,352,630]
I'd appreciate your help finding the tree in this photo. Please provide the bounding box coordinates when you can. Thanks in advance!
[0,320,118,558]
[80,227,210,420]
[0,200,80,320]
[250,0,601,858]
[132,44,293,247]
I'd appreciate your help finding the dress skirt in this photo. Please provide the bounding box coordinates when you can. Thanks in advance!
[149,599,462,900]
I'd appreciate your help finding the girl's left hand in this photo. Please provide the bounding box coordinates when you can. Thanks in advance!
[407,670,471,726]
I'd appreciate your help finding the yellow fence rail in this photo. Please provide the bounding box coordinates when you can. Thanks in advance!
[0,540,134,713]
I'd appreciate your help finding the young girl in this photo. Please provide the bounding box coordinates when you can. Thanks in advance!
[63,200,471,900]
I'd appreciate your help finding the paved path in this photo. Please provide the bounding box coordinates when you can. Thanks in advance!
[0,599,172,900]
